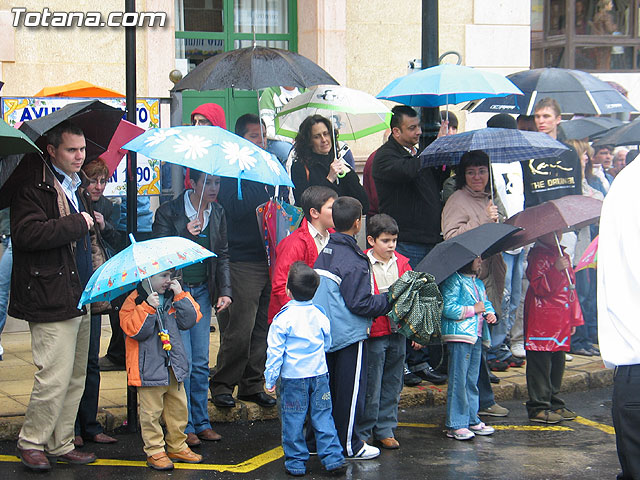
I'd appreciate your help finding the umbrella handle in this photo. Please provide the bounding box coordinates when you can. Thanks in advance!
[554,233,576,292]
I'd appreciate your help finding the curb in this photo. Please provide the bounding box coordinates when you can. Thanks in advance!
[0,363,613,441]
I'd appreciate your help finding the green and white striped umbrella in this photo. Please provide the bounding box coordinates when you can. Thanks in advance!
[274,85,391,141]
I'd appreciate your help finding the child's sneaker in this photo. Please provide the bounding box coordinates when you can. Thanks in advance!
[529,409,563,424]
[347,443,380,460]
[553,407,577,420]
[470,422,495,436]
[478,403,509,417]
[446,428,475,441]
[167,447,203,464]
[147,452,174,470]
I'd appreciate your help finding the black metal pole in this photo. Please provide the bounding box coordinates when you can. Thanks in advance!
[420,0,440,151]
[125,0,138,433]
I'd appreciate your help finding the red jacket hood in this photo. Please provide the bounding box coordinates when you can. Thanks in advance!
[365,249,412,338]
[190,103,226,128]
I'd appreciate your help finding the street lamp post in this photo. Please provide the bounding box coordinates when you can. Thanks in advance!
[420,0,441,150]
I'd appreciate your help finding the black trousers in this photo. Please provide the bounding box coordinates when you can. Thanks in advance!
[613,364,640,480]
[326,340,367,457]
[525,350,566,417]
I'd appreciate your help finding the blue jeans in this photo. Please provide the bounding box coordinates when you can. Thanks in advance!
[268,140,293,165]
[278,374,345,475]
[572,269,598,349]
[478,347,496,410]
[446,340,482,429]
[488,250,525,362]
[357,333,406,441]
[180,284,213,434]
[0,238,12,338]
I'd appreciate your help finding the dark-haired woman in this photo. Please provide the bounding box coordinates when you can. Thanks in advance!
[289,115,368,211]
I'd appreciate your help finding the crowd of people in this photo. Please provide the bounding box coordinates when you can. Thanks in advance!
[2,92,635,475]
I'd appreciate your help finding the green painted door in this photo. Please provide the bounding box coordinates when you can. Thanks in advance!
[175,0,298,128]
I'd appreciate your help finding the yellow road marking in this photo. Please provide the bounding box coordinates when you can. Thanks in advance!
[0,446,284,473]
[398,422,572,432]
[574,416,615,435]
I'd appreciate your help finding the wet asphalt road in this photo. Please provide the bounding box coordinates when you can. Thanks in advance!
[0,387,619,479]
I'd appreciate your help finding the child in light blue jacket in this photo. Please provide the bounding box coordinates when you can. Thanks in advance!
[441,257,497,441]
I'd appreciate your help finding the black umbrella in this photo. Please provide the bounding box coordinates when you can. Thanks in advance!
[414,223,521,284]
[172,46,339,92]
[466,68,636,115]
[558,117,623,141]
[593,118,640,147]
[0,100,124,208]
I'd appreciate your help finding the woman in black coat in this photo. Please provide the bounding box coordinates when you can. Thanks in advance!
[290,115,369,211]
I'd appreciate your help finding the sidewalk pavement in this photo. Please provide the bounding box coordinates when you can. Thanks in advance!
[0,318,613,441]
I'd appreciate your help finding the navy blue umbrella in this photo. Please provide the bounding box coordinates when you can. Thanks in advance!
[420,128,569,167]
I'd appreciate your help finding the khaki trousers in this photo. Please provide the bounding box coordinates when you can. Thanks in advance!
[137,368,188,456]
[17,311,91,455]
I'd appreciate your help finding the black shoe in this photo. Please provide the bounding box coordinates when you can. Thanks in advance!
[212,394,236,408]
[505,355,525,367]
[571,348,593,357]
[489,372,500,384]
[238,392,276,408]
[487,359,510,372]
[414,366,448,385]
[403,368,422,387]
[98,356,125,372]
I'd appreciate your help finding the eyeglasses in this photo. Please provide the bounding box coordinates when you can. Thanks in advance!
[89,178,108,185]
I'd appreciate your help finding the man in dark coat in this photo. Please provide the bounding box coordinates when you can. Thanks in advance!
[372,105,447,386]
[11,121,100,471]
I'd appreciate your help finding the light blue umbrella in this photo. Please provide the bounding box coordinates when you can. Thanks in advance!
[376,64,523,107]
[78,234,216,308]
[122,126,293,188]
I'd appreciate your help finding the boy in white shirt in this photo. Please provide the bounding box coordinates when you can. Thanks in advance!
[265,262,345,476]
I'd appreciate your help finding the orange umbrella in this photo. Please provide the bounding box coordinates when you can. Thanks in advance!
[35,80,124,98]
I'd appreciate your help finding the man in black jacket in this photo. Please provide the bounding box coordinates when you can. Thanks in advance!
[372,106,447,386]
[208,115,277,409]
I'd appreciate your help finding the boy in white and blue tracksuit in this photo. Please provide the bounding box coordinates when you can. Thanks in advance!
[313,197,391,459]
[265,262,345,476]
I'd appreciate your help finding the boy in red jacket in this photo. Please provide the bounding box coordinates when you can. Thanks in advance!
[524,231,584,424]
[356,214,411,449]
[268,186,337,321]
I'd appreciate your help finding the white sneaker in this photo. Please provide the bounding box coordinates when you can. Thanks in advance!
[565,353,573,362]
[347,443,380,460]
[0,342,3,360]
[511,343,525,358]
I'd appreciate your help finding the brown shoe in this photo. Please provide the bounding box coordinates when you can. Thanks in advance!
[197,428,222,442]
[167,447,203,464]
[17,448,51,471]
[53,448,97,464]
[186,432,201,447]
[147,452,174,470]
[73,435,84,447]
[378,437,400,449]
[92,433,118,444]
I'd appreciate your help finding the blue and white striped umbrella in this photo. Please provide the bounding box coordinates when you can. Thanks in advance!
[420,128,570,167]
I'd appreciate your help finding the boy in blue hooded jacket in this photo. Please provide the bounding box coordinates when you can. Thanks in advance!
[313,196,391,460]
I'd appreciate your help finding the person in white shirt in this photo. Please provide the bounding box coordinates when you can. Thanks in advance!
[265,262,345,476]
[598,158,640,480]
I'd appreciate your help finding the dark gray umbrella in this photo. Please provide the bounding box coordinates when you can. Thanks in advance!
[414,223,521,284]
[466,68,636,115]
[0,100,123,208]
[172,46,339,92]
[593,118,640,147]
[558,117,623,141]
